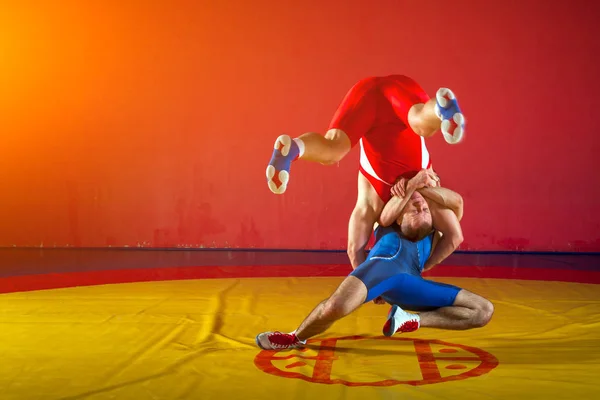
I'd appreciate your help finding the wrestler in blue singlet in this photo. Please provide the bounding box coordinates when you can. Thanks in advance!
[350,225,460,311]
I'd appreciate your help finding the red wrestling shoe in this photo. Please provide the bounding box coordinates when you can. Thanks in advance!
[255,331,305,350]
[383,305,421,336]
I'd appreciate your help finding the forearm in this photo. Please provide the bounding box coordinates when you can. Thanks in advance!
[347,206,379,269]
[348,248,366,270]
[378,188,415,227]
[423,234,462,271]
[418,187,464,220]
[425,206,464,271]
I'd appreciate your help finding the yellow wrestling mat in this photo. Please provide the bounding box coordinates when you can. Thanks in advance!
[1,277,599,399]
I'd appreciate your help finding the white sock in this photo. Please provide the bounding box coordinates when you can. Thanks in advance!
[293,138,305,158]
[434,103,443,121]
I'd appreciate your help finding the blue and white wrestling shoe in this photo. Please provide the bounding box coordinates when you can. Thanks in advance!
[383,305,421,336]
[434,88,465,144]
[266,134,300,194]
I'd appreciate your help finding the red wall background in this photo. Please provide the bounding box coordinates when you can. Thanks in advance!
[1,0,599,251]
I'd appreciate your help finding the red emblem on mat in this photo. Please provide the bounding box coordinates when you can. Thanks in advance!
[254,336,498,386]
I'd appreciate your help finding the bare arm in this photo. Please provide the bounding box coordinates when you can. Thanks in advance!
[423,204,464,271]
[347,205,380,269]
[378,187,415,227]
[380,169,438,226]
[417,187,464,221]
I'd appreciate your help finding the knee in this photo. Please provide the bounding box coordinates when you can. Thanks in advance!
[321,296,349,321]
[320,146,348,165]
[321,151,345,165]
[408,104,436,138]
[321,129,351,164]
[474,299,494,328]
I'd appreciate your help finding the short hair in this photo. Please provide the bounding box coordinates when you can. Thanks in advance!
[401,219,433,242]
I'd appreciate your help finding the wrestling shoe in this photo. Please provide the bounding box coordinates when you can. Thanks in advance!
[266,135,300,194]
[255,331,305,350]
[434,88,465,144]
[383,305,421,336]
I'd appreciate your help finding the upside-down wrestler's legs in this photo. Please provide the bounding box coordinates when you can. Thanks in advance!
[266,77,378,194]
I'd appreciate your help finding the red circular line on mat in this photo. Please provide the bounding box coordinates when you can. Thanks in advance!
[254,336,499,387]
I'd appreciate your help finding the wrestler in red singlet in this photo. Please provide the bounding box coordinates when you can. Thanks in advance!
[328,75,432,203]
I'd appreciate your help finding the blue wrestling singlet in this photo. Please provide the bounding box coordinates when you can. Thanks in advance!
[350,225,460,311]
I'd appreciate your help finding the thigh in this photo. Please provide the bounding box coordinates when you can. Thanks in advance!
[322,128,352,157]
[451,289,491,309]
[328,276,369,316]
[329,77,380,147]
[379,75,430,126]
[380,274,461,312]
[350,256,403,304]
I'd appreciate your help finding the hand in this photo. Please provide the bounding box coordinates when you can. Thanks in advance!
[390,177,408,198]
[426,166,441,187]
[373,296,386,305]
[407,169,438,192]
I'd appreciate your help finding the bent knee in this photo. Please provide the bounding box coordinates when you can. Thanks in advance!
[407,105,437,138]
[322,129,351,164]
[474,299,494,327]
[321,144,347,164]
